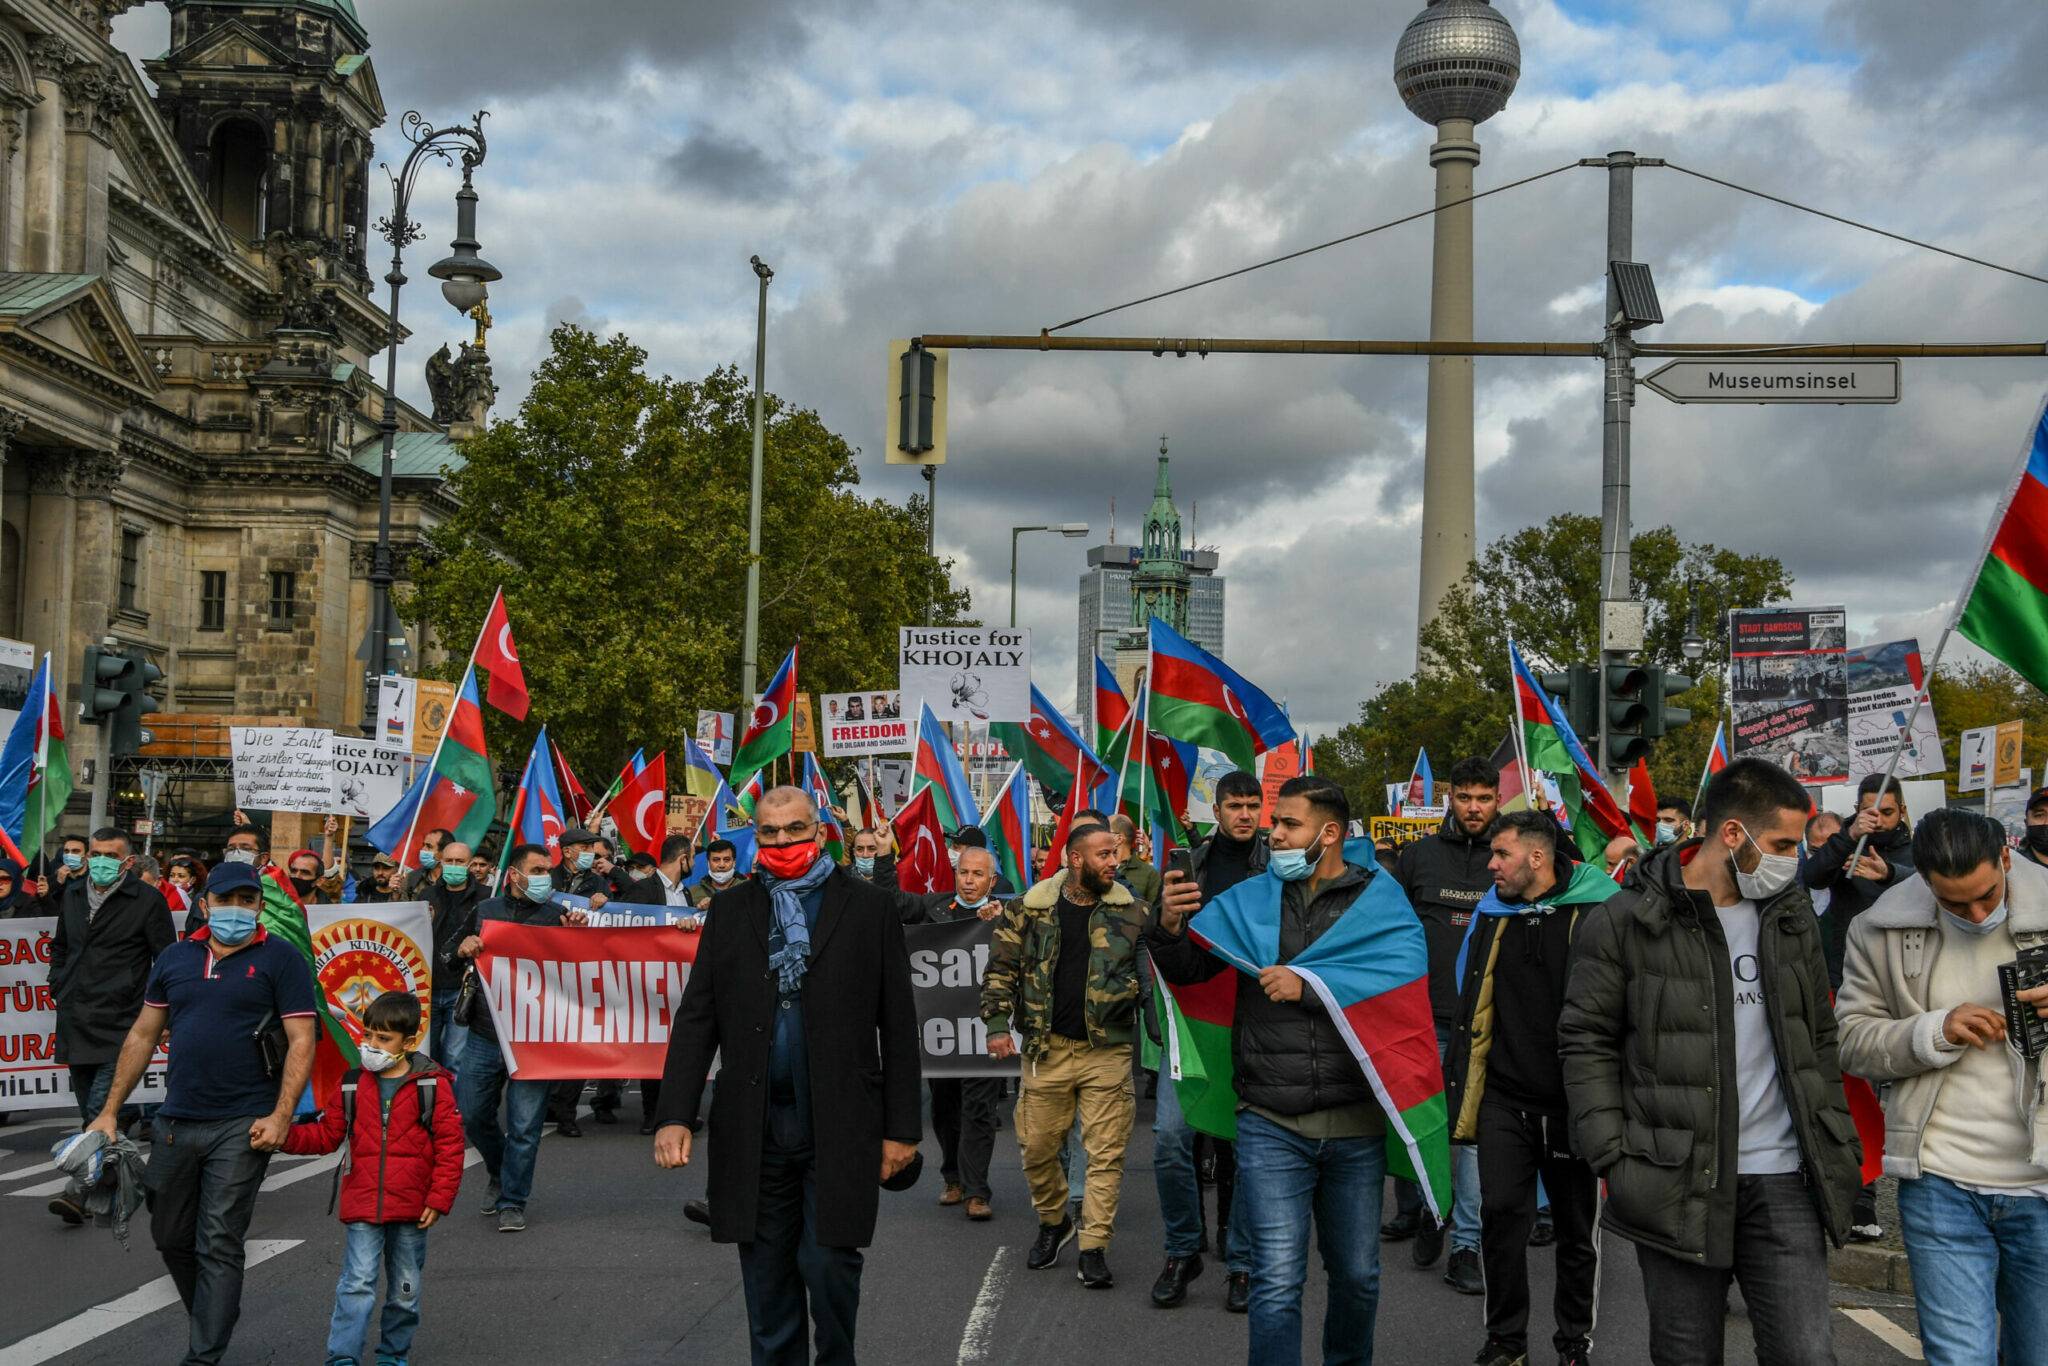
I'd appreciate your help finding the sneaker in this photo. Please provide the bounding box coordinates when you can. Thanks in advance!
[1224,1271,1250,1314]
[48,1194,84,1226]
[1444,1247,1484,1296]
[1473,1339,1527,1366]
[324,1357,359,1366]
[1849,1222,1884,1243]
[965,1197,993,1221]
[1026,1216,1076,1270]
[1412,1219,1446,1268]
[939,1182,964,1207]
[498,1206,526,1233]
[1077,1247,1114,1289]
[480,1179,501,1214]
[1529,1208,1555,1247]
[1557,1341,1592,1366]
[684,1198,711,1227]
[1380,1210,1424,1241]
[1150,1252,1204,1307]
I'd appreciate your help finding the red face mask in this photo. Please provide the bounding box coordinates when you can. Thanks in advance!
[755,841,821,880]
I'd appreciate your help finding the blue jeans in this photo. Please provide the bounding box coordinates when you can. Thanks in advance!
[1154,1069,1249,1270]
[1236,1109,1385,1366]
[325,1221,428,1364]
[456,1033,548,1210]
[1392,1027,1482,1253]
[1899,1173,2048,1366]
[69,1062,116,1127]
[428,995,466,1076]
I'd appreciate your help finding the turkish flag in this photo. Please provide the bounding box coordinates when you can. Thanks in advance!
[476,588,530,720]
[614,751,668,858]
[1041,751,1107,881]
[1627,756,1659,836]
[891,786,953,895]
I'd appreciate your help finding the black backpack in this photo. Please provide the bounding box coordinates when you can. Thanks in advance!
[325,1067,438,1214]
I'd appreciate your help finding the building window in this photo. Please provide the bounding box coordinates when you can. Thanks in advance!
[118,530,142,611]
[207,120,269,241]
[267,570,296,628]
[199,570,226,632]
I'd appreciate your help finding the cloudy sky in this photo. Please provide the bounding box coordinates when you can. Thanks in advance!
[121,1,2048,732]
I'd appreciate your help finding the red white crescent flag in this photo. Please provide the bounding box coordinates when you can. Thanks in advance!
[614,751,668,858]
[890,785,953,895]
[476,587,530,720]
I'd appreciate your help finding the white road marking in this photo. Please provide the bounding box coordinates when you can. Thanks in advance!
[956,1246,1010,1364]
[0,1239,301,1365]
[6,1175,71,1197]
[1843,1308,1924,1360]
[0,1119,81,1139]
[0,1159,56,1182]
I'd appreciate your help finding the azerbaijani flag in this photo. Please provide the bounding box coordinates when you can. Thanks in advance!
[1958,402,2048,691]
[1094,705,1137,815]
[1509,641,1630,862]
[1094,657,1131,756]
[801,752,847,862]
[256,866,361,1089]
[735,765,768,818]
[979,762,1033,892]
[506,726,568,866]
[0,655,71,848]
[732,644,798,790]
[1163,837,1451,1217]
[1406,748,1433,809]
[368,667,497,867]
[990,684,1099,803]
[1147,618,1293,772]
[912,702,980,830]
[1693,721,1730,814]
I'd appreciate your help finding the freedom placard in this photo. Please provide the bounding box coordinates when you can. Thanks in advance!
[899,627,1031,724]
[475,922,702,1080]
[231,725,336,813]
[821,690,910,757]
[908,917,1017,1077]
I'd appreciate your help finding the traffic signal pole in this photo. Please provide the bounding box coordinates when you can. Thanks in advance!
[1598,151,1638,781]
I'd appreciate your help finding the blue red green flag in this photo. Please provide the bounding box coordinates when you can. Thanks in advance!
[1147,618,1293,771]
[912,702,980,831]
[979,762,1034,892]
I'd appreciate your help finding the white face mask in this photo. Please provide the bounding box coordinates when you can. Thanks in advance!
[222,848,257,865]
[708,867,735,885]
[1731,824,1799,901]
[357,1045,399,1073]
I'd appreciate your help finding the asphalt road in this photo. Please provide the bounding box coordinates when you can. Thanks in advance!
[1,1091,1927,1364]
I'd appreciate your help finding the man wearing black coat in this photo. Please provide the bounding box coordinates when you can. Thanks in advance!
[654,786,921,1366]
[423,840,487,1071]
[1802,773,1916,989]
[48,828,175,1135]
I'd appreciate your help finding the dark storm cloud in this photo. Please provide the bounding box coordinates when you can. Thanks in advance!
[663,129,794,201]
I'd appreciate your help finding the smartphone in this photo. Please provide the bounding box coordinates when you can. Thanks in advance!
[1167,848,1195,883]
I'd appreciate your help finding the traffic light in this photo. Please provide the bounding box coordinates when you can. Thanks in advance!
[884,338,948,465]
[1645,667,1696,739]
[1536,663,1599,742]
[78,645,163,757]
[1604,661,1651,767]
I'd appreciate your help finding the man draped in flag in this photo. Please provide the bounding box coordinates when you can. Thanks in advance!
[912,702,980,830]
[731,644,798,794]
[1147,774,1449,1362]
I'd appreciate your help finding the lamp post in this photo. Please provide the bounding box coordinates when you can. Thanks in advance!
[1009,522,1088,627]
[1680,586,1706,664]
[741,255,774,708]
[366,111,499,729]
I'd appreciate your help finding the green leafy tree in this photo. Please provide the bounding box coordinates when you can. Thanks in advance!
[1927,660,2048,801]
[1333,515,1791,816]
[405,325,971,778]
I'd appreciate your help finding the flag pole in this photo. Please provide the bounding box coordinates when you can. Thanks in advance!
[34,652,52,876]
[1506,638,1536,810]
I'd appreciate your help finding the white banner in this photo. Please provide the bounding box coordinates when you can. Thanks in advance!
[2,919,167,1112]
[899,627,1031,724]
[331,737,419,822]
[377,677,418,750]
[821,690,911,756]
[231,726,336,813]
[695,710,734,766]
[306,901,435,1054]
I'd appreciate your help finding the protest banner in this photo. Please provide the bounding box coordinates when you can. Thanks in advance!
[475,922,701,1080]
[411,680,456,756]
[306,901,435,1053]
[0,635,33,737]
[1844,638,1945,780]
[873,759,911,813]
[1958,724,1997,793]
[0,918,167,1111]
[331,736,418,822]
[821,690,912,756]
[231,725,336,813]
[670,793,711,837]
[695,710,734,766]
[1259,740,1301,825]
[791,694,817,754]
[583,900,700,928]
[907,917,1016,1077]
[1369,816,1440,850]
[899,627,1031,724]
[1728,607,1849,783]
[1997,721,2026,788]
[377,676,417,750]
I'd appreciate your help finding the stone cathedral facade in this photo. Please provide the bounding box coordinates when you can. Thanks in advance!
[0,0,477,814]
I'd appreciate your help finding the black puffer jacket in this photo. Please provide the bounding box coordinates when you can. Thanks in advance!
[1149,863,1377,1118]
[1392,820,1493,1027]
[1801,824,1914,987]
[1558,842,1862,1270]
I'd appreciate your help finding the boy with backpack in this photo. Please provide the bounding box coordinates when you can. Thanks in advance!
[288,990,464,1366]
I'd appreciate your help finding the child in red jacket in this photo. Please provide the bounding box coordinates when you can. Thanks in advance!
[287,990,464,1366]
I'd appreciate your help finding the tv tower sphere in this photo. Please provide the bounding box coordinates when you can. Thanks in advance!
[1394,0,1521,127]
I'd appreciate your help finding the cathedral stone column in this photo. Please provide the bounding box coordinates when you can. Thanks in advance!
[22,36,72,273]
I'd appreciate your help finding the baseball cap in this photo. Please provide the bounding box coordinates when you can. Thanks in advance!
[948,827,988,849]
[2027,786,2048,816]
[207,862,262,896]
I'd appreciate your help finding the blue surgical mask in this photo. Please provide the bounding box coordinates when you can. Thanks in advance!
[957,892,990,911]
[1943,902,2009,937]
[418,848,438,869]
[575,851,595,872]
[1270,828,1330,882]
[1655,822,1677,846]
[62,851,84,871]
[441,865,470,888]
[523,873,553,903]
[86,854,123,887]
[854,856,876,876]
[208,907,259,944]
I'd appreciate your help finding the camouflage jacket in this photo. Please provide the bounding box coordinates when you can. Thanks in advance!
[980,869,1154,1061]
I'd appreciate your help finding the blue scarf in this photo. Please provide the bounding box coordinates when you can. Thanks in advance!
[764,855,836,994]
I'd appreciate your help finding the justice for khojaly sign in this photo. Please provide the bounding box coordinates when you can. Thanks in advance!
[898,627,1031,724]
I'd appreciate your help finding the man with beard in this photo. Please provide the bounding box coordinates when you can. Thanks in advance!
[1386,755,1497,1293]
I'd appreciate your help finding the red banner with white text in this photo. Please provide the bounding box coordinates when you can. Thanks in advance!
[475,922,700,1080]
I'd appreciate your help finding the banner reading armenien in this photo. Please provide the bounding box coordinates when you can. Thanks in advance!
[908,917,1017,1078]
[821,690,912,756]
[1728,606,1850,783]
[475,922,702,1080]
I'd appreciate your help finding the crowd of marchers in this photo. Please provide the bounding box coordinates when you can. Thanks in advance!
[19,760,2048,1366]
